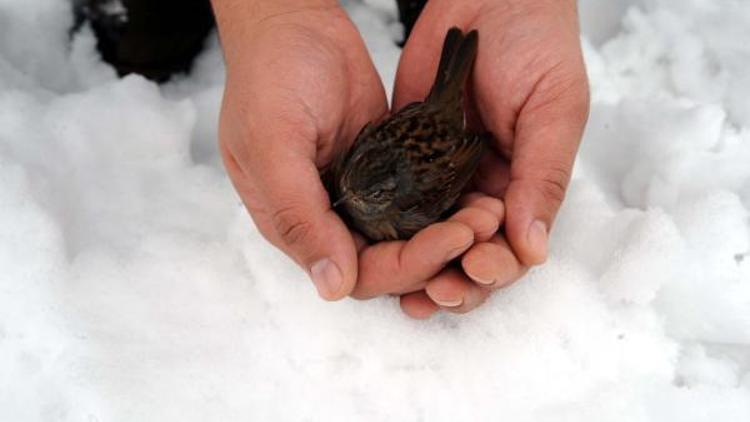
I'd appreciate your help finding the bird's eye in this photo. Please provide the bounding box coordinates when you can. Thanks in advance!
[365,178,396,201]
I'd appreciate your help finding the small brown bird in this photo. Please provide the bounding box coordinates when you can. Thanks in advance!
[330,27,484,241]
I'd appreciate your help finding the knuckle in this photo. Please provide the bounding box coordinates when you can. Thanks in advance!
[517,160,571,208]
[272,205,314,247]
[537,168,569,206]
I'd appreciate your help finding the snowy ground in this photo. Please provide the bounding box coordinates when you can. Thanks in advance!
[1,0,749,420]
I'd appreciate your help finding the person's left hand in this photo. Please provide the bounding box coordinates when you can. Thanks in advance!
[357,0,590,318]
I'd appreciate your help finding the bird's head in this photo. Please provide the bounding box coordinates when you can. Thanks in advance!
[334,174,398,219]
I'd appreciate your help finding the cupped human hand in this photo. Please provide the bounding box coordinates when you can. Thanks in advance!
[390,0,591,318]
[213,1,489,303]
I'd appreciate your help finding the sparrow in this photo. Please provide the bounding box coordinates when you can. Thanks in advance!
[330,27,485,241]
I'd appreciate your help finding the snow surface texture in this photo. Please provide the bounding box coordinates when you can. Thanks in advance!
[1,0,749,420]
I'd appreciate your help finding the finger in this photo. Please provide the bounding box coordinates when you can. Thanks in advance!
[457,193,505,225]
[448,207,499,242]
[352,221,474,299]
[382,199,504,297]
[461,234,527,288]
[503,70,589,265]
[222,143,358,302]
[425,268,490,313]
[400,291,440,320]
[390,278,429,296]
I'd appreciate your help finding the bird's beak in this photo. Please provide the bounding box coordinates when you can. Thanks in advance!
[332,192,353,208]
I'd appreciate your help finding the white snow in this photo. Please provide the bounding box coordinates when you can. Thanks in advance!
[1,0,749,420]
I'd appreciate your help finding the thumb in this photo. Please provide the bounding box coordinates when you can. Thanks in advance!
[503,76,589,266]
[224,143,358,301]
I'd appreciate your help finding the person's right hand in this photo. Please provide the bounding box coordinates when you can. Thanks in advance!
[213,1,496,304]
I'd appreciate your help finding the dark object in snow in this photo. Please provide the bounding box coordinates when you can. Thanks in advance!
[396,0,428,45]
[328,27,485,241]
[72,0,426,83]
[73,0,215,82]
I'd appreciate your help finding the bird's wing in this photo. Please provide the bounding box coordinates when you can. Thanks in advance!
[394,113,485,220]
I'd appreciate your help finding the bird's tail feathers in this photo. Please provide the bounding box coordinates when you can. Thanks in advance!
[427,27,478,105]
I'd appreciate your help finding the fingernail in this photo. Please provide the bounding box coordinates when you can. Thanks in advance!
[527,220,548,263]
[434,297,463,308]
[310,258,343,299]
[466,272,495,286]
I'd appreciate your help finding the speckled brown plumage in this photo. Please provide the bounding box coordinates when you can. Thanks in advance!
[330,27,484,241]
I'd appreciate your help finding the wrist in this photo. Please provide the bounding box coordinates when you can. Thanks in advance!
[486,0,579,30]
[211,0,340,30]
[212,0,339,19]
[210,0,342,58]
[511,0,578,15]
